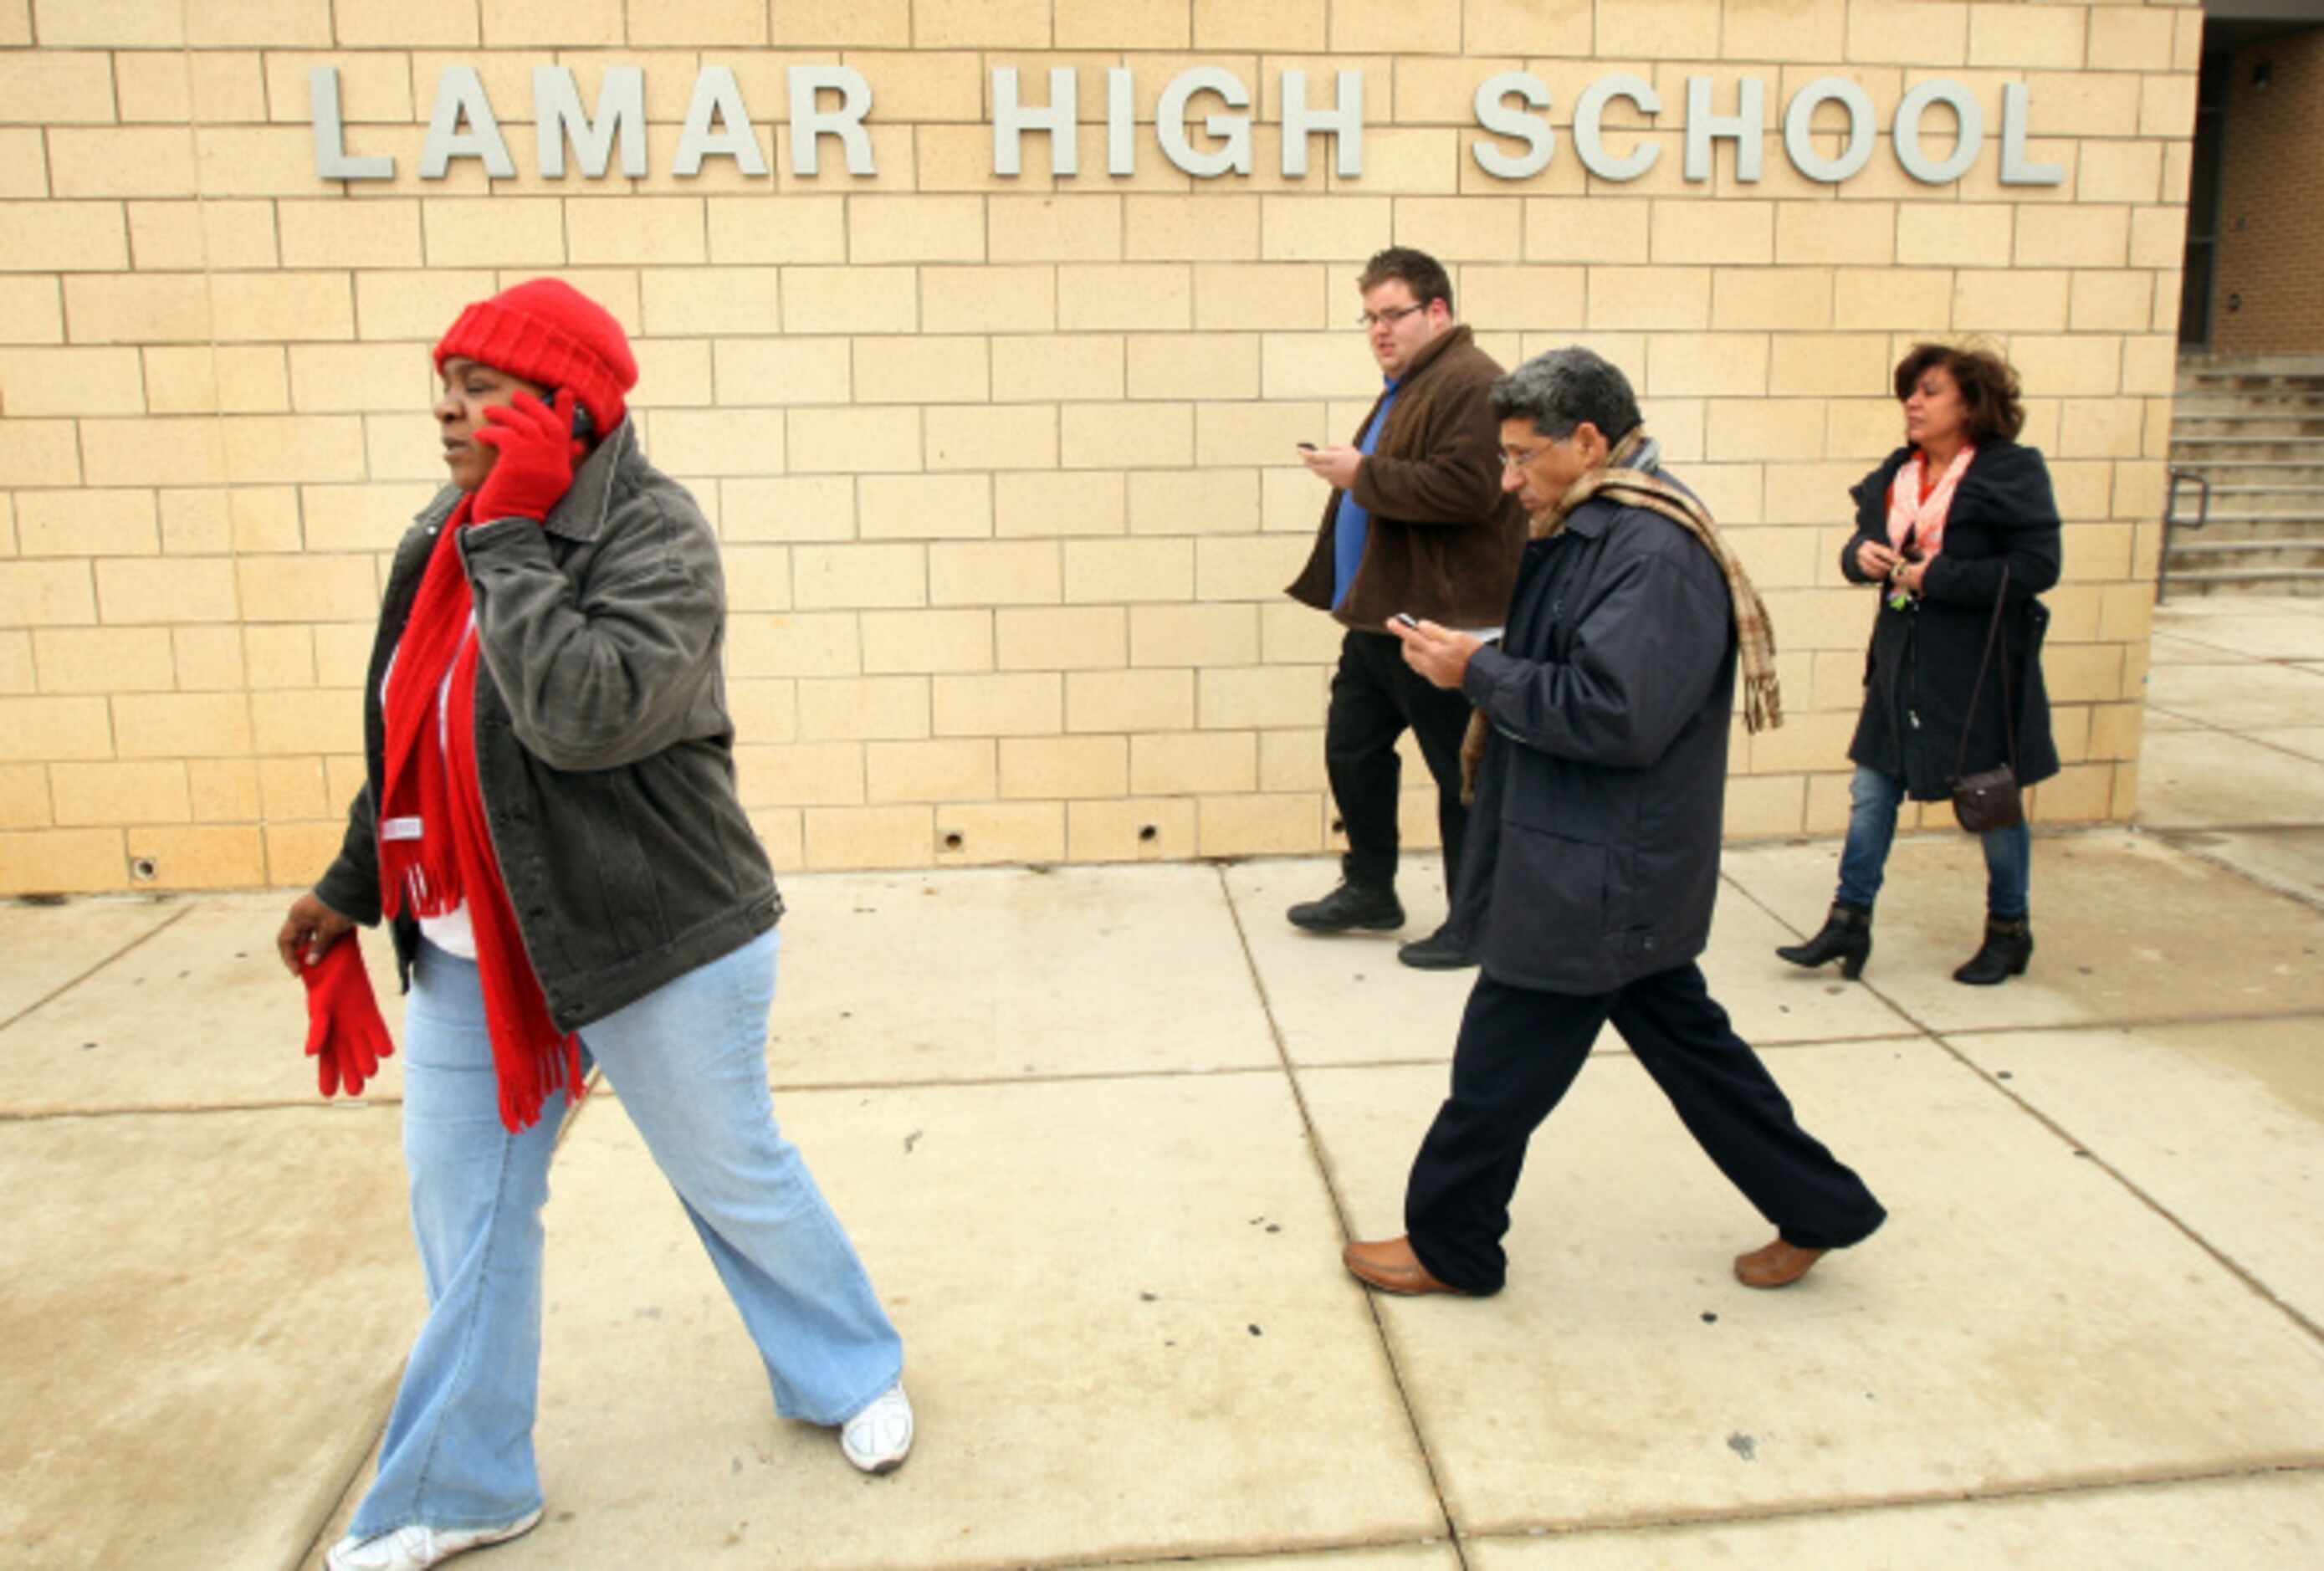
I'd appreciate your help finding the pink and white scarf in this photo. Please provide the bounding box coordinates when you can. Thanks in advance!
[1886,444,1976,561]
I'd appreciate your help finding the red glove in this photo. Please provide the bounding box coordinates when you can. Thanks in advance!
[472,389,585,524]
[301,936,396,1098]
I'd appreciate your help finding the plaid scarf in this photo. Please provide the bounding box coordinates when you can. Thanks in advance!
[1461,427,1784,798]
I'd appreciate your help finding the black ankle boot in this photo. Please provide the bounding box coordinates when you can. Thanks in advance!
[1775,903,1872,980]
[1953,915,2033,985]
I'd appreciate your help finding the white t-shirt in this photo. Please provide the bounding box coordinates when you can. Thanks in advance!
[382,624,480,960]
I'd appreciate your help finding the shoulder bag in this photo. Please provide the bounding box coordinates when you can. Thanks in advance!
[1950,564,2025,833]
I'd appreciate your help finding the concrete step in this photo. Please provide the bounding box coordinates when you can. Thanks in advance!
[2187,515,2324,534]
[2173,395,2324,415]
[2177,356,2324,384]
[2178,376,2324,394]
[2172,417,2324,438]
[2159,565,2324,596]
[2169,537,2324,557]
[2165,354,2324,599]
[2167,461,2324,487]
[2170,436,2324,451]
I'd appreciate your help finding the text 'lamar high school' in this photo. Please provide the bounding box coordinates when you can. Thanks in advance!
[311,62,2068,190]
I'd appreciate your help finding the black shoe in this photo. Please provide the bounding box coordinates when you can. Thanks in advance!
[1397,925,1476,970]
[1394,920,1468,971]
[1287,881,1404,934]
[1953,916,2032,985]
[1775,903,1872,980]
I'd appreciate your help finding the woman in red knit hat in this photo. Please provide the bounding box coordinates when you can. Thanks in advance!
[276,279,911,1571]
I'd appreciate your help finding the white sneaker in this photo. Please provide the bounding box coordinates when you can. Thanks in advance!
[839,1383,914,1475]
[325,1507,544,1570]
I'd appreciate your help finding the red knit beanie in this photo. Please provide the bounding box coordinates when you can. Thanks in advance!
[433,279,637,436]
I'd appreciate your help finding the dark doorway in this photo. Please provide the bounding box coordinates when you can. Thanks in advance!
[2178,51,2229,349]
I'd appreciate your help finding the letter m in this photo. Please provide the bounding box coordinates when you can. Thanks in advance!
[535,66,646,179]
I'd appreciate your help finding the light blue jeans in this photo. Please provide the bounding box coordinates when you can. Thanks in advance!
[1835,764,2031,920]
[348,929,903,1539]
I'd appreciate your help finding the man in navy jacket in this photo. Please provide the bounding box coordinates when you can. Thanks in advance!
[1342,348,1887,1299]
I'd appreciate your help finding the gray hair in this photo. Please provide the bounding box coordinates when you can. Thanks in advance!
[1489,347,1641,443]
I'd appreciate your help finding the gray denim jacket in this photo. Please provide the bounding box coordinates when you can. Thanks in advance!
[315,420,781,1031]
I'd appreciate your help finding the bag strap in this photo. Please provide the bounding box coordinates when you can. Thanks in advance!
[1953,563,2018,782]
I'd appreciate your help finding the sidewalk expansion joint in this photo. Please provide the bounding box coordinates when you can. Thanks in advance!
[1926,1024,2324,1349]
[1917,1002,2324,1040]
[1717,871,1933,1042]
[2146,816,2324,833]
[1455,1456,2324,1548]
[0,1098,404,1124]
[764,1061,1295,1096]
[767,1040,1900,1097]
[2144,696,2324,775]
[2142,826,2324,917]
[0,899,197,1035]
[1034,1533,1463,1570]
[1727,864,2324,1349]
[1213,864,1472,1571]
[1293,1031,1927,1077]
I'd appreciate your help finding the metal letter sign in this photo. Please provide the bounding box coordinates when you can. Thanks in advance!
[310,63,2055,191]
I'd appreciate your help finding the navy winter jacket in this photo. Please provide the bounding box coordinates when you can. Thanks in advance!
[1450,470,1737,995]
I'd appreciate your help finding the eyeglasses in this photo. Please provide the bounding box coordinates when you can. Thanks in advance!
[1355,303,1427,330]
[1499,443,1550,469]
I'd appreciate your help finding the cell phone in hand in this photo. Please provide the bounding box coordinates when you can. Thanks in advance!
[1391,612,1421,629]
[1296,441,1318,451]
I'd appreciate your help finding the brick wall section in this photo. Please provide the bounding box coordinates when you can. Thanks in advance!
[2213,28,2324,355]
[0,0,2199,894]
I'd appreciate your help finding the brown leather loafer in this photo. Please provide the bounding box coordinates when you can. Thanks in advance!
[1733,1237,1827,1289]
[1344,1236,1464,1296]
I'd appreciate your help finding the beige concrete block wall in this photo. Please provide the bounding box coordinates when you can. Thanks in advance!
[0,0,2194,894]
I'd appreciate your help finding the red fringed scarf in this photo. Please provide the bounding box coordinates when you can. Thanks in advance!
[379,495,582,1132]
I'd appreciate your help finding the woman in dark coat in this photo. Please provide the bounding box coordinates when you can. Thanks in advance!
[1777,343,2060,985]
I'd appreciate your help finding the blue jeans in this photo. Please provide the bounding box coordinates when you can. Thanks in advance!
[349,929,903,1538]
[1835,765,2030,920]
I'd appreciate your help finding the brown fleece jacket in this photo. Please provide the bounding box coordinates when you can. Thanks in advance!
[1284,323,1528,632]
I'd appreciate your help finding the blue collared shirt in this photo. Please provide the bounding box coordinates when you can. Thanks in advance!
[1331,377,1403,610]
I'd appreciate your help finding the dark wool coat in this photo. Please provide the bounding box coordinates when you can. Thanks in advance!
[1285,324,1528,631]
[1840,442,2063,801]
[1450,475,1737,995]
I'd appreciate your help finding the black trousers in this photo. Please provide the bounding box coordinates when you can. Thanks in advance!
[1326,628,1474,893]
[1405,965,1887,1295]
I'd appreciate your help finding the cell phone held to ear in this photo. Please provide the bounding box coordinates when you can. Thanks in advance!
[564,392,595,444]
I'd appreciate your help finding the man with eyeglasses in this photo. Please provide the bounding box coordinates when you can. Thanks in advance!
[1283,247,1526,970]
[1340,346,1886,1302]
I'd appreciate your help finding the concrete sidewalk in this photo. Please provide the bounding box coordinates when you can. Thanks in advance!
[6,601,2324,1570]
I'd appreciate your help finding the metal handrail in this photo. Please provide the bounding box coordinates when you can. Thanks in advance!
[2157,468,2212,604]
